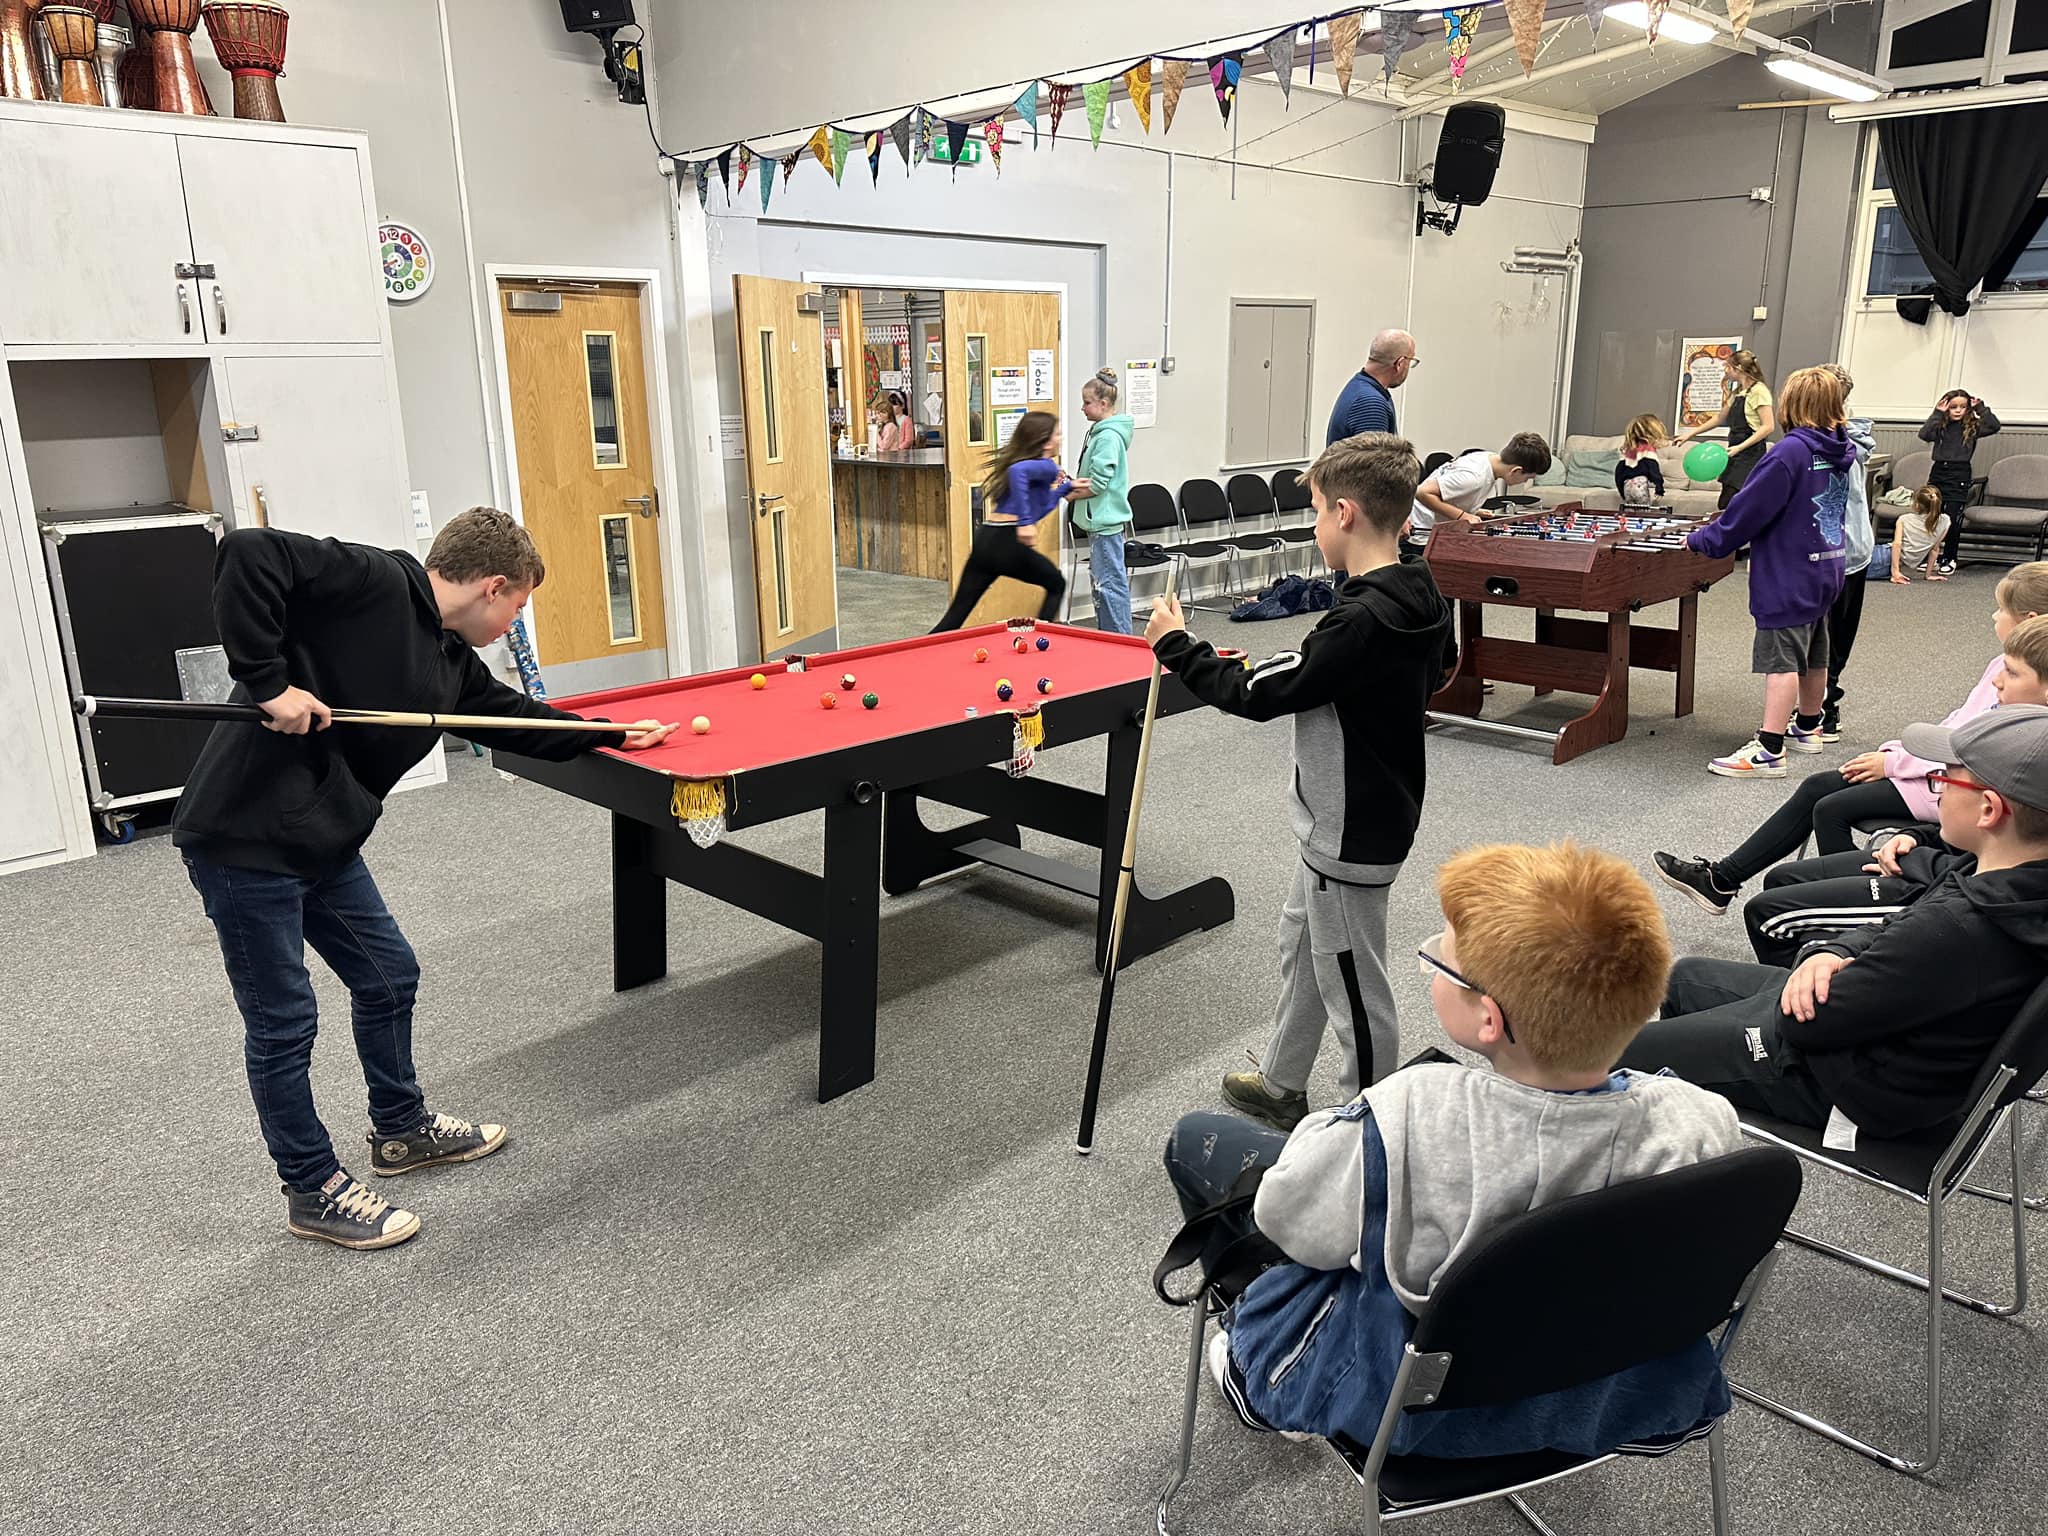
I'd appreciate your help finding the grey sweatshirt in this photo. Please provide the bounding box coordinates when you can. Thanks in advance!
[1252,1063,1742,1312]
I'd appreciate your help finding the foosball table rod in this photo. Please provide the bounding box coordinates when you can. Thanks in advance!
[1425,711,1564,746]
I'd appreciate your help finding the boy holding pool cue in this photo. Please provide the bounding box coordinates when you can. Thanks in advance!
[174,507,675,1251]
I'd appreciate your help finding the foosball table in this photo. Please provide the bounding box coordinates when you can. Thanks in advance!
[1424,506,1736,764]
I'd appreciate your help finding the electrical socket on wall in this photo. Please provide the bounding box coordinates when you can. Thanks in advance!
[1750,186,1774,202]
[1753,305,1769,321]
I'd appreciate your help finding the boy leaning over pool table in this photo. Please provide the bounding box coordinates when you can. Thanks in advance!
[173,507,675,1251]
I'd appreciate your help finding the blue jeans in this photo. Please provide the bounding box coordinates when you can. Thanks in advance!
[1089,530,1132,634]
[183,853,427,1191]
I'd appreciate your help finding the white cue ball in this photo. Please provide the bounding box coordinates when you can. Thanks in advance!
[691,716,711,735]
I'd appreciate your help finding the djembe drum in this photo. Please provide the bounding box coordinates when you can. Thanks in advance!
[40,5,101,104]
[201,2,286,122]
[0,0,48,100]
[127,0,213,115]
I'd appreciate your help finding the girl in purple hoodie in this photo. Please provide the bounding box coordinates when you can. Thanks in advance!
[1684,366,1855,779]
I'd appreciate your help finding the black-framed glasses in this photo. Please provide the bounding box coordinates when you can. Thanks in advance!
[1418,931,1514,1043]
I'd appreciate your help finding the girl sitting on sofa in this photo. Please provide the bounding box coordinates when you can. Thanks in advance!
[1616,415,1668,507]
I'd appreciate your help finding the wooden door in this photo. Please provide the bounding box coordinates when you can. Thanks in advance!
[941,291,1062,626]
[500,281,667,679]
[0,119,197,347]
[177,137,383,345]
[215,353,408,546]
[734,275,835,656]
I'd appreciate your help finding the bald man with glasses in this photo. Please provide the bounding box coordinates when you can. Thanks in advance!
[1327,329,1418,445]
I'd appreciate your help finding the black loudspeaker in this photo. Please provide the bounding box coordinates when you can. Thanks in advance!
[559,0,634,34]
[1432,102,1506,206]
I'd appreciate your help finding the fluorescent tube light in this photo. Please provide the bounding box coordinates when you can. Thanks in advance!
[1765,56,1882,102]
[1603,3,1714,44]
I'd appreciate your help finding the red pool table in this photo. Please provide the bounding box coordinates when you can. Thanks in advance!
[493,621,1235,1102]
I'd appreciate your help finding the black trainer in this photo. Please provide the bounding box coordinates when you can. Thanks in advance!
[286,1170,421,1250]
[1653,851,1738,916]
[369,1111,507,1177]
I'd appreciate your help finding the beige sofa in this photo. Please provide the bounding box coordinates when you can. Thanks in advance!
[1526,433,1725,520]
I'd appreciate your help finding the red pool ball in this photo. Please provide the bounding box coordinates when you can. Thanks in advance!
[840,672,857,690]
[1012,637,1028,653]
[820,691,838,710]
[973,647,989,663]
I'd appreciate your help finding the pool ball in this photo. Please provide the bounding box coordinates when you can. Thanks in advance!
[861,692,879,710]
[1013,637,1028,653]
[973,647,988,663]
[996,682,1014,702]
[750,673,766,690]
[820,692,837,710]
[1035,636,1050,652]
[840,672,857,690]
[964,706,979,718]
[1036,678,1052,694]
[691,716,711,735]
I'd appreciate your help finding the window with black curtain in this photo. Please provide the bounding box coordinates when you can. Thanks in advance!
[1878,104,2048,313]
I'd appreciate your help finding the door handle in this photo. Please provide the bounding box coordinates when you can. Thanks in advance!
[251,484,271,528]
[178,282,191,335]
[756,491,784,518]
[214,284,229,336]
[623,494,656,520]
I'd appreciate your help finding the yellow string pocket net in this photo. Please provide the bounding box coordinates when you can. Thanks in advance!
[669,777,728,849]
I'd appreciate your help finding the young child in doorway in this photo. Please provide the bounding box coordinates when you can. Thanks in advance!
[1069,368,1136,634]
[1919,388,2000,573]
[931,409,1077,629]
[1615,414,1668,508]
[1892,486,1952,584]
[1686,366,1853,779]
[1146,433,1457,1128]
[877,391,918,452]
[1162,842,1741,1457]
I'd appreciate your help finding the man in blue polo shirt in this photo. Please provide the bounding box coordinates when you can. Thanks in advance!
[1327,329,1417,444]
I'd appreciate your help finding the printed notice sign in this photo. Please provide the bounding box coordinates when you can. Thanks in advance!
[991,366,1028,407]
[1123,360,1160,429]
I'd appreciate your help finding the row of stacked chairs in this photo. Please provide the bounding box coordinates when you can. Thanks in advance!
[1065,470,1323,618]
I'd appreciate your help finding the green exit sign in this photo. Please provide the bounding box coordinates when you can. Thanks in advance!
[931,133,982,166]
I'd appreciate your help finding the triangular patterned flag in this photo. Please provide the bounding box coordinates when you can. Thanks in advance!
[945,120,968,176]
[985,116,1005,175]
[780,149,801,187]
[807,126,831,173]
[1581,0,1604,34]
[914,108,935,165]
[1444,8,1484,88]
[1015,83,1039,147]
[715,147,735,199]
[1263,28,1297,105]
[1084,79,1111,146]
[759,160,775,212]
[1727,0,1753,38]
[688,160,709,211]
[1209,53,1242,124]
[1506,0,1546,75]
[1125,63,1152,132]
[865,131,882,184]
[1330,10,1362,96]
[1645,0,1672,42]
[1048,83,1072,145]
[735,145,753,194]
[830,127,851,183]
[890,114,911,173]
[1381,12,1419,88]
[1161,59,1189,133]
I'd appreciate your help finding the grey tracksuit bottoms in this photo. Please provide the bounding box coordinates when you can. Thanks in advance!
[1258,860,1399,1101]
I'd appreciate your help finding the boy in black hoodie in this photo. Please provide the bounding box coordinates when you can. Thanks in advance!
[1147,433,1456,1130]
[175,508,674,1250]
[1621,705,2048,1140]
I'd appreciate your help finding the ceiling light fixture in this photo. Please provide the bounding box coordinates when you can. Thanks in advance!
[1603,3,1714,44]
[1764,55,1882,102]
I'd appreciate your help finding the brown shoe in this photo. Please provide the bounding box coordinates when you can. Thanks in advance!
[1221,1070,1309,1131]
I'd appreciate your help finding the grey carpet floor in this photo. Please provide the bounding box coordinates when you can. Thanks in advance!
[6,565,2045,1536]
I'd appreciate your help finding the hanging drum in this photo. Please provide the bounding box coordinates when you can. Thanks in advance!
[201,2,285,122]
[127,0,213,115]
[1,0,49,100]
[40,4,100,103]
[92,18,126,105]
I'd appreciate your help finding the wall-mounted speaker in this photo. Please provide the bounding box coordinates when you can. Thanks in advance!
[559,0,635,35]
[1431,102,1507,206]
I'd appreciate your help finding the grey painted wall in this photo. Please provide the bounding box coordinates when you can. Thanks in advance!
[1569,9,1875,435]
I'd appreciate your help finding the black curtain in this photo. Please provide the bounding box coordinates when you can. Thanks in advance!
[1879,103,2048,316]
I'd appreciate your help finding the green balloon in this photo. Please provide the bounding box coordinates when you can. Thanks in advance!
[1684,441,1730,481]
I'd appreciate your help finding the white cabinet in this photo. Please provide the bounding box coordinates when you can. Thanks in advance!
[217,354,408,545]
[179,138,383,346]
[0,119,200,349]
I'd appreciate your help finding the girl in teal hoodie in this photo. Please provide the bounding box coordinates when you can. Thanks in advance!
[1070,369,1137,633]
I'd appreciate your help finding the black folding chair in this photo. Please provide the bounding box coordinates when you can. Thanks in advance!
[1732,974,2048,1475]
[1157,1147,1802,1535]
[1167,480,1247,610]
[1065,506,1172,626]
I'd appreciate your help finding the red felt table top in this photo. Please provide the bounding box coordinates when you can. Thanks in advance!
[556,622,1158,779]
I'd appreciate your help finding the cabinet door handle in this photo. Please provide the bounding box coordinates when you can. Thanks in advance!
[251,484,271,528]
[178,283,191,335]
[213,285,228,336]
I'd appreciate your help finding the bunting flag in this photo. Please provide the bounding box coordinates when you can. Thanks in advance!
[1727,0,1753,37]
[715,146,735,198]
[985,115,1006,174]
[1015,82,1039,146]
[1084,79,1112,146]
[1645,0,1672,42]
[944,119,969,176]
[914,108,936,164]
[1381,12,1419,88]
[1330,10,1362,96]
[830,127,851,183]
[735,145,753,194]
[1124,63,1152,133]
[779,149,801,187]
[759,158,775,212]
[890,113,911,173]
[1444,7,1484,88]
[692,160,710,210]
[807,126,831,173]
[1048,82,1072,144]
[865,130,883,184]
[1208,53,1242,124]
[1161,59,1189,133]
[1580,0,1604,34]
[1263,28,1297,105]
[1506,0,1546,75]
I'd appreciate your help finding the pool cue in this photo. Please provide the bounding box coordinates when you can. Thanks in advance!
[74,696,642,735]
[1075,564,1181,1157]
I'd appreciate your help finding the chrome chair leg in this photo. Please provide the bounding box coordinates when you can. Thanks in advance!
[1707,1422,1731,1536]
[1156,1299,1210,1536]
[1506,1493,1561,1536]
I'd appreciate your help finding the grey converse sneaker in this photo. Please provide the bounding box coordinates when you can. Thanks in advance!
[286,1170,420,1250]
[369,1111,507,1177]
[1221,1069,1310,1131]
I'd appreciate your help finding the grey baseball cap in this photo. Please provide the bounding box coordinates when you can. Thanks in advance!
[1902,703,2048,808]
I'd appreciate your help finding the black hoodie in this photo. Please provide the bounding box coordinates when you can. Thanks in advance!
[1153,561,1457,879]
[1782,858,2048,1137]
[172,529,618,878]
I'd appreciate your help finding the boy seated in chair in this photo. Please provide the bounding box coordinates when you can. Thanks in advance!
[1162,842,1742,1457]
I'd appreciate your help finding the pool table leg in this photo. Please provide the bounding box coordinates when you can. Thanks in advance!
[1097,722,1237,973]
[817,794,884,1101]
[612,812,668,991]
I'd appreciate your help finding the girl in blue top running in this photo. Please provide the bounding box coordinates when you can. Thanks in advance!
[932,409,1080,629]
